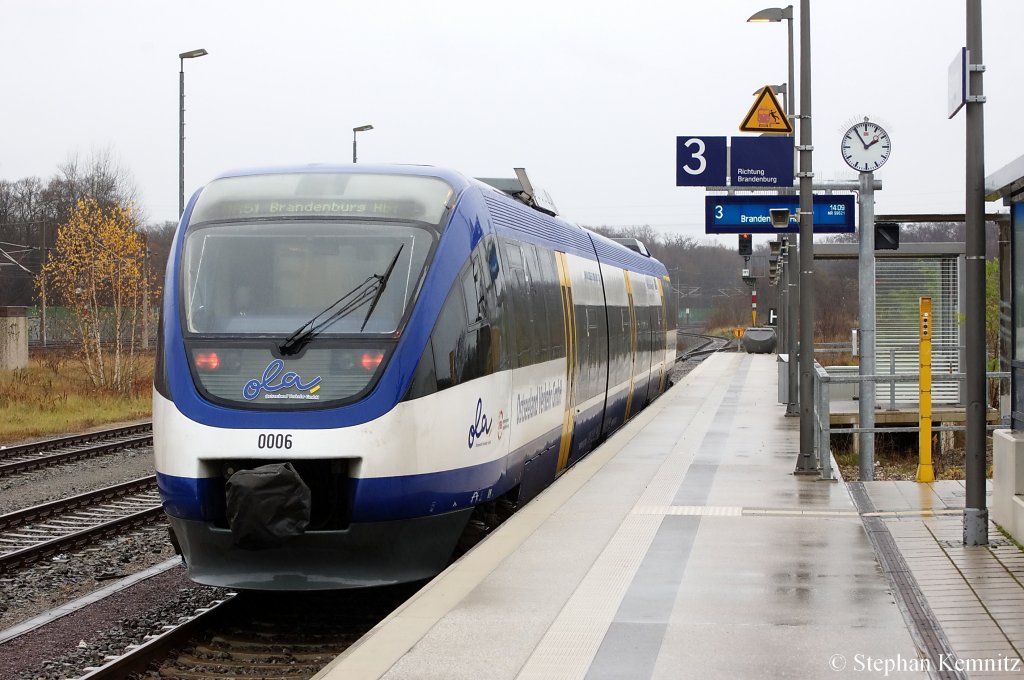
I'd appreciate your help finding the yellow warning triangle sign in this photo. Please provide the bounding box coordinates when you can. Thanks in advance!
[739,86,793,134]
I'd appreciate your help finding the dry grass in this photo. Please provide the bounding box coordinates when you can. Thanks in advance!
[0,351,153,446]
[833,432,993,481]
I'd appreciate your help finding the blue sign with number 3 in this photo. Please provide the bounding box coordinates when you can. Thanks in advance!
[676,136,727,187]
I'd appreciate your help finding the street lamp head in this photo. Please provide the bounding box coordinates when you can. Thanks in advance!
[747,5,793,22]
[353,124,374,132]
[179,48,209,59]
[752,83,787,96]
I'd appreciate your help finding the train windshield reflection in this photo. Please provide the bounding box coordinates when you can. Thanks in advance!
[182,222,433,335]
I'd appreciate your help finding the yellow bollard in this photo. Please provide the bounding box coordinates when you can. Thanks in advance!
[917,297,934,482]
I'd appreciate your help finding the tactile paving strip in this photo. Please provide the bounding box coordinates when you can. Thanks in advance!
[848,482,967,680]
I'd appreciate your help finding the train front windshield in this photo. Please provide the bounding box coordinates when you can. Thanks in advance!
[183,222,432,336]
[178,172,451,409]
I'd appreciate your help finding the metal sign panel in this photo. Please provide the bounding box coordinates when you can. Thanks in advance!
[739,86,793,134]
[705,195,855,234]
[676,136,727,186]
[948,47,968,119]
[730,137,794,188]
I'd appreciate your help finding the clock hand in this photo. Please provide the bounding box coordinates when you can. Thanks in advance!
[857,130,871,150]
[865,135,881,149]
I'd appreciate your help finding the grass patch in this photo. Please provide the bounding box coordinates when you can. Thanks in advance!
[832,431,992,481]
[0,351,153,445]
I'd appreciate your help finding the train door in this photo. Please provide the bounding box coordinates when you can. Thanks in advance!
[599,263,631,437]
[554,251,579,474]
[656,277,670,394]
[634,276,656,408]
[623,271,638,420]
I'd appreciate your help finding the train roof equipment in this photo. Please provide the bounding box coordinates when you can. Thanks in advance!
[476,167,559,217]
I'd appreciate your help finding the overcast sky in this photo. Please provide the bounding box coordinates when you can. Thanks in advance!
[4,1,1023,241]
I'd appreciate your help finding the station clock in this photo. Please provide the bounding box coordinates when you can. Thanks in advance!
[841,120,891,172]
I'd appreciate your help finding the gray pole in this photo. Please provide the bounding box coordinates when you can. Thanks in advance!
[40,220,47,347]
[784,7,799,416]
[964,0,988,545]
[353,130,358,163]
[178,57,185,216]
[785,9,794,127]
[794,0,816,473]
[787,238,800,415]
[858,171,876,480]
[178,49,207,216]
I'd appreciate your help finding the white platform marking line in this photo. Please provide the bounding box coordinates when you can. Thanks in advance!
[514,355,738,680]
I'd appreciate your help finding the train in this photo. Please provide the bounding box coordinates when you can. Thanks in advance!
[154,164,677,590]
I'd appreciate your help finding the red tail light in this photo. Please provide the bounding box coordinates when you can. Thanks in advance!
[195,352,220,371]
[361,351,384,371]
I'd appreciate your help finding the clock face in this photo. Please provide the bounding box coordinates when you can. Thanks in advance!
[841,122,891,172]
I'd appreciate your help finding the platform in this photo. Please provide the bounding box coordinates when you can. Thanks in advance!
[316,353,1024,679]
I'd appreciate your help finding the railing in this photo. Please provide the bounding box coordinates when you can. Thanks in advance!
[813,363,834,480]
[810,365,1009,481]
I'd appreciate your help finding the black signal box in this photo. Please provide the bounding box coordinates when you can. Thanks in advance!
[875,222,899,250]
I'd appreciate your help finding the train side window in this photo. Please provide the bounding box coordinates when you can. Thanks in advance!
[462,267,479,323]
[406,340,437,400]
[505,241,524,269]
[522,243,550,363]
[504,240,532,368]
[432,281,468,391]
[457,257,490,382]
[538,250,565,358]
[481,236,511,371]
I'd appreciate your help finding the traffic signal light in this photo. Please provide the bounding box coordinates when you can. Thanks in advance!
[738,233,752,257]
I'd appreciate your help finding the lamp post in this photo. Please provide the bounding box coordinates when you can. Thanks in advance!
[748,5,799,419]
[794,0,816,473]
[964,0,988,545]
[353,124,374,163]
[747,7,794,118]
[179,48,208,217]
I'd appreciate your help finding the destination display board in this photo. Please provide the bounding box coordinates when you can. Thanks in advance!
[705,195,855,234]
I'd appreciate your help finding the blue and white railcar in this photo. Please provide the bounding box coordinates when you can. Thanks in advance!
[154,165,676,590]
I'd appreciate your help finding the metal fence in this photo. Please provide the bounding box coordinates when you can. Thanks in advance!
[810,364,1009,481]
[25,307,157,350]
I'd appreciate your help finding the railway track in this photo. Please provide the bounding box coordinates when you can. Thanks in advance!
[676,331,731,361]
[75,586,418,680]
[0,475,163,574]
[0,422,153,478]
[10,339,723,679]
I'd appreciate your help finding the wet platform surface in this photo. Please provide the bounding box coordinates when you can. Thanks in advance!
[316,353,1024,679]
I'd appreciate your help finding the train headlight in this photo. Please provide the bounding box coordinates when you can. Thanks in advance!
[361,351,384,371]
[195,351,221,371]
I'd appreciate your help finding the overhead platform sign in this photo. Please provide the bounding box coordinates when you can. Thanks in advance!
[676,135,793,187]
[739,86,793,134]
[705,195,855,234]
[731,136,793,187]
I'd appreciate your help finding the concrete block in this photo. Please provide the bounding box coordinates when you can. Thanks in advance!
[0,307,28,371]
[992,429,1024,540]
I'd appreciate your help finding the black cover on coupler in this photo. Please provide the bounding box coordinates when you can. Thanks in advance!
[225,462,312,550]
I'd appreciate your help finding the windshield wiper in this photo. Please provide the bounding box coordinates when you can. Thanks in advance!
[278,278,377,356]
[359,244,404,332]
[276,244,405,356]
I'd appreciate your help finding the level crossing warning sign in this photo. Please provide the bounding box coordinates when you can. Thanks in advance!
[739,86,793,134]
